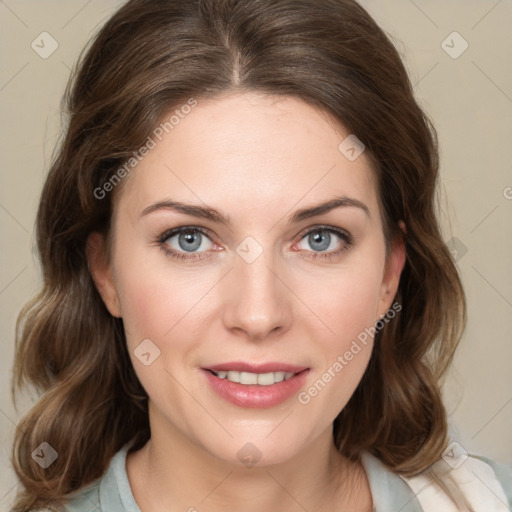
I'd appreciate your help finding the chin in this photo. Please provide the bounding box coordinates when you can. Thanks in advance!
[203,435,305,469]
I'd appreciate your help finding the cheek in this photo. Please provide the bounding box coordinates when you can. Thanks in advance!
[113,243,213,348]
[115,273,172,348]
[113,255,213,406]
[299,254,385,343]
[293,248,385,409]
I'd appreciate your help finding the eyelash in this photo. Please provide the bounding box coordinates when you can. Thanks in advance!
[157,225,353,262]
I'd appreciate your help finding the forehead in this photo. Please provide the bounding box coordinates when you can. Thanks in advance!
[115,92,379,225]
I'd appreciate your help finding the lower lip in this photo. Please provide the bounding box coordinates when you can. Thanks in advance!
[202,369,310,408]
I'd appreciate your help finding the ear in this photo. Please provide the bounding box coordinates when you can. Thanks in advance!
[377,221,406,318]
[86,231,122,318]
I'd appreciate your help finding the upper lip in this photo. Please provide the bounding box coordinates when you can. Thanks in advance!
[204,362,309,374]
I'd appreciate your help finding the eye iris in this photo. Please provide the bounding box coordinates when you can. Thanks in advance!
[309,230,331,251]
[178,231,202,252]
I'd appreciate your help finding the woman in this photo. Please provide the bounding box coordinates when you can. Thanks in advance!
[11,0,512,510]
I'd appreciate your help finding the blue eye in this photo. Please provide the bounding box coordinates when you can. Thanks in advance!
[296,227,352,259]
[159,227,215,261]
[157,225,352,262]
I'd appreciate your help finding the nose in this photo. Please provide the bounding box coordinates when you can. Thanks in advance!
[221,246,292,342]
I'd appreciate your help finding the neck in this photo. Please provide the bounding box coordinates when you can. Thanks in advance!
[126,408,370,512]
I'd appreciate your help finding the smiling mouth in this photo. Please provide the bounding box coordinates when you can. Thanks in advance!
[202,366,310,408]
[207,369,299,386]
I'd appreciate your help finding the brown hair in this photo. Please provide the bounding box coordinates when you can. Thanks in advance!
[12,0,466,509]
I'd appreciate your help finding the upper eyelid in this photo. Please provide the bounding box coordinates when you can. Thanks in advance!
[161,225,350,248]
[160,225,215,241]
[297,225,350,239]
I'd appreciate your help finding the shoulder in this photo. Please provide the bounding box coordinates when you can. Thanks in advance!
[26,481,101,512]
[400,450,512,511]
[471,455,512,504]
[361,448,512,512]
[480,454,512,490]
[28,479,101,512]
[58,479,102,512]
[43,444,136,512]
[65,443,139,512]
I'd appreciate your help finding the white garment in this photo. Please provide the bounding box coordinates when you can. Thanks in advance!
[400,454,510,511]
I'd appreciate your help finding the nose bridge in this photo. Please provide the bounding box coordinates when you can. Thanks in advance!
[223,236,290,340]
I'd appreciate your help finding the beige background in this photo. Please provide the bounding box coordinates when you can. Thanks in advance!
[1,0,511,508]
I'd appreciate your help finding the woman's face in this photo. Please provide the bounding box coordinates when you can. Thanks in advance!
[89,92,404,467]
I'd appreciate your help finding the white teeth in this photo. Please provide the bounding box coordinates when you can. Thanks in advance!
[273,371,285,383]
[213,370,297,385]
[227,371,240,383]
[240,372,258,385]
[257,372,276,385]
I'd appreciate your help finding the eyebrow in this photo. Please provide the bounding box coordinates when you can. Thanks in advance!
[140,195,370,225]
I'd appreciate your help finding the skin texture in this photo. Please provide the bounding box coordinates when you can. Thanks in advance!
[87,92,405,511]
